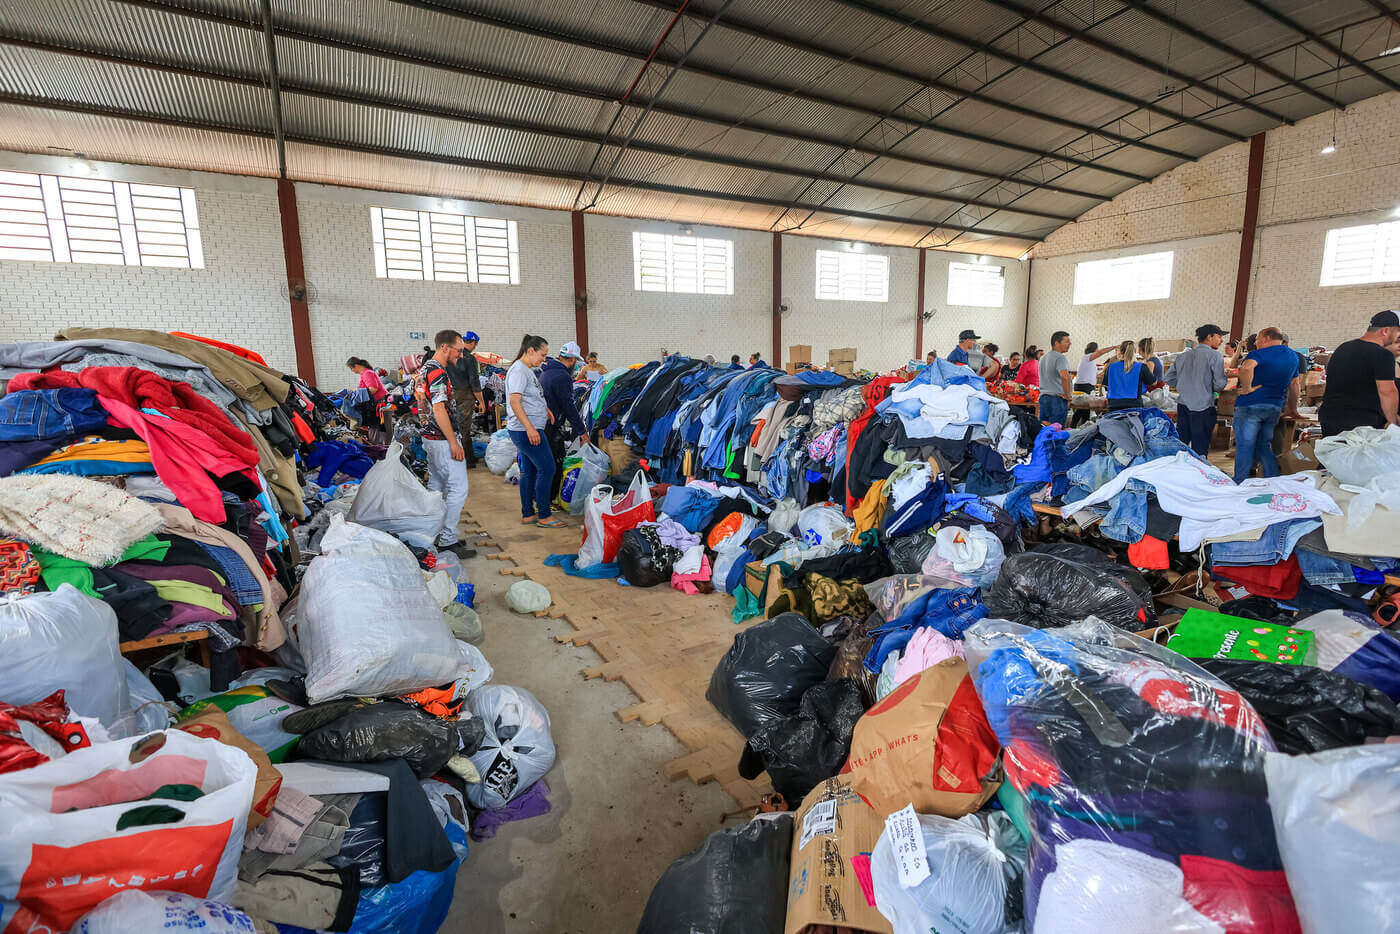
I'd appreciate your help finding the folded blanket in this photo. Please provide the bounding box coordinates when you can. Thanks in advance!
[0,474,163,564]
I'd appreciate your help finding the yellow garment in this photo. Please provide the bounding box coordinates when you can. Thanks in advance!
[31,437,152,466]
[852,478,889,536]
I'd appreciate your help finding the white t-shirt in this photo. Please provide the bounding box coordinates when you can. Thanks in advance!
[505,359,548,432]
[1075,354,1099,385]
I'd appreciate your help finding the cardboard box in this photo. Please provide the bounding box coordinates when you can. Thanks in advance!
[1278,439,1320,474]
[789,344,812,364]
[1155,571,1222,614]
[1154,338,1190,352]
[785,778,893,934]
[832,361,855,376]
[828,347,858,364]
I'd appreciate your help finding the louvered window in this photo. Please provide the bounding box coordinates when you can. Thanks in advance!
[632,231,733,294]
[947,262,1005,307]
[1320,221,1400,286]
[1072,251,1174,304]
[370,206,520,284]
[815,249,888,302]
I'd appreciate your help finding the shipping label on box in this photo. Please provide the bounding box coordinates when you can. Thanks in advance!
[785,778,893,934]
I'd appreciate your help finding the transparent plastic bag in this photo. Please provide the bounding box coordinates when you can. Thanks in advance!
[346,441,444,548]
[506,580,551,614]
[766,498,800,536]
[1265,744,1400,934]
[796,504,853,548]
[1314,423,1400,487]
[872,811,1027,934]
[964,617,1294,933]
[933,525,1005,590]
[485,430,518,475]
[465,685,556,809]
[299,517,464,703]
[0,586,131,732]
[569,443,612,516]
[72,891,260,933]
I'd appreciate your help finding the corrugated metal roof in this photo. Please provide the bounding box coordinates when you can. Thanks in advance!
[0,0,1396,250]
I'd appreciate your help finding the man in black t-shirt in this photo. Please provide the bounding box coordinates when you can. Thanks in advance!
[1319,311,1400,437]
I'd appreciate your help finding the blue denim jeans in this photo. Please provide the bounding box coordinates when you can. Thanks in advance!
[1039,394,1069,426]
[0,388,108,441]
[1232,404,1283,483]
[509,429,555,519]
[1210,518,1321,566]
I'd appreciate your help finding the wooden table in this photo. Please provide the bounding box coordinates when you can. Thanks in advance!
[120,629,211,666]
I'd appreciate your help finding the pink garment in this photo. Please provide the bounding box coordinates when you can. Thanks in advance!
[1015,359,1040,387]
[358,369,387,401]
[893,627,965,684]
[671,553,712,595]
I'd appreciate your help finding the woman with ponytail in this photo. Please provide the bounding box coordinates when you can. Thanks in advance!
[506,335,564,527]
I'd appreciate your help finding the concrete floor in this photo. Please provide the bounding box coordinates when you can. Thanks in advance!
[444,520,739,932]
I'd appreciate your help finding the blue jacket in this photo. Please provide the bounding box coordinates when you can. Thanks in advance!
[538,357,586,436]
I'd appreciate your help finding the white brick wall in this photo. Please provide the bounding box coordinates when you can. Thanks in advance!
[0,152,296,372]
[1027,233,1241,353]
[294,183,575,389]
[583,214,771,367]
[922,251,1030,361]
[780,235,919,372]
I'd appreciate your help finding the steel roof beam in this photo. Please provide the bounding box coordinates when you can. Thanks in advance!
[0,91,1051,241]
[1117,0,1341,108]
[961,0,1292,124]
[108,0,1125,196]
[381,0,1198,160]
[825,0,1266,131]
[0,33,1079,222]
[1235,0,1400,95]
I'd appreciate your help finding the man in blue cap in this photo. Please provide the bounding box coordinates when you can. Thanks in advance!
[447,330,484,468]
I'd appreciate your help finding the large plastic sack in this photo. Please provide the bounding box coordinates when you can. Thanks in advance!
[465,685,556,810]
[616,528,671,588]
[0,585,132,733]
[1198,658,1400,754]
[872,811,1027,934]
[887,528,940,575]
[0,730,256,932]
[117,658,174,736]
[73,891,261,933]
[576,473,655,569]
[1314,423,1400,486]
[484,430,517,475]
[738,678,864,802]
[345,441,444,548]
[637,814,793,934]
[568,442,612,516]
[505,579,551,613]
[933,525,1005,590]
[986,543,1156,631]
[796,504,853,547]
[706,613,836,739]
[319,821,468,934]
[766,498,800,536]
[296,701,473,779]
[964,617,1297,933]
[1264,744,1400,934]
[1290,609,1400,700]
[299,516,465,703]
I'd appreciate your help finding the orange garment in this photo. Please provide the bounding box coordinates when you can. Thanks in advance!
[852,478,889,536]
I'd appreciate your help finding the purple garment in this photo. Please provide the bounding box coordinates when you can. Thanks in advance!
[468,780,551,841]
[652,517,701,552]
[113,561,240,614]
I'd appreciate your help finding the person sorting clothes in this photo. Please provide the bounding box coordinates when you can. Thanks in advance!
[539,341,588,506]
[1232,326,1301,483]
[1165,324,1228,456]
[1319,310,1400,436]
[506,335,565,528]
[947,330,978,366]
[414,330,474,556]
[1103,340,1152,412]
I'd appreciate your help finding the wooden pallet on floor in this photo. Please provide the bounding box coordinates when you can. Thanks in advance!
[464,480,772,809]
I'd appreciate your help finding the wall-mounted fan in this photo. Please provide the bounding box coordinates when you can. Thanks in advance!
[921,306,937,321]
[280,277,319,304]
[777,296,792,316]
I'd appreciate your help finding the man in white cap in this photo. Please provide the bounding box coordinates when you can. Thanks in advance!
[539,340,589,505]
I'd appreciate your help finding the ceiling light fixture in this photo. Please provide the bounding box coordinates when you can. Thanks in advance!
[1321,137,1337,155]
[679,224,694,235]
[1383,44,1400,56]
[69,159,95,176]
[1391,205,1400,218]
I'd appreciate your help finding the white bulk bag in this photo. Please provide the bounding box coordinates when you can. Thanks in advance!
[346,441,444,548]
[0,586,131,732]
[0,731,256,932]
[466,685,556,810]
[796,504,854,548]
[299,516,464,703]
[485,431,518,475]
[1315,424,1400,487]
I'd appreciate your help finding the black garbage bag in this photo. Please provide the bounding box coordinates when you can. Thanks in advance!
[986,544,1156,630]
[738,679,866,801]
[636,814,793,934]
[616,527,677,588]
[707,613,836,739]
[1216,595,1296,624]
[888,529,938,574]
[297,701,479,778]
[1198,659,1400,754]
[328,792,388,886]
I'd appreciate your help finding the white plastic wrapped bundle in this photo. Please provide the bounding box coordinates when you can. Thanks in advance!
[345,441,444,548]
[298,516,464,703]
[485,431,518,475]
[466,685,556,809]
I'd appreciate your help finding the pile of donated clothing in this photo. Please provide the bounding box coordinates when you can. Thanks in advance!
[0,330,555,933]
[555,354,1400,933]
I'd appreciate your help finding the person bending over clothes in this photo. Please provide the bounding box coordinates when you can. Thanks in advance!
[346,357,386,429]
[507,335,565,528]
[414,331,474,557]
[1232,327,1301,483]
[1104,340,1152,412]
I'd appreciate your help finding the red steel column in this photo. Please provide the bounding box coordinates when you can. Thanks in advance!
[1230,132,1267,341]
[571,210,589,354]
[772,232,782,368]
[915,246,927,359]
[276,178,317,383]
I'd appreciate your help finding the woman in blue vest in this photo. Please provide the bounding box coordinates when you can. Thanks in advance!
[1104,340,1151,411]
